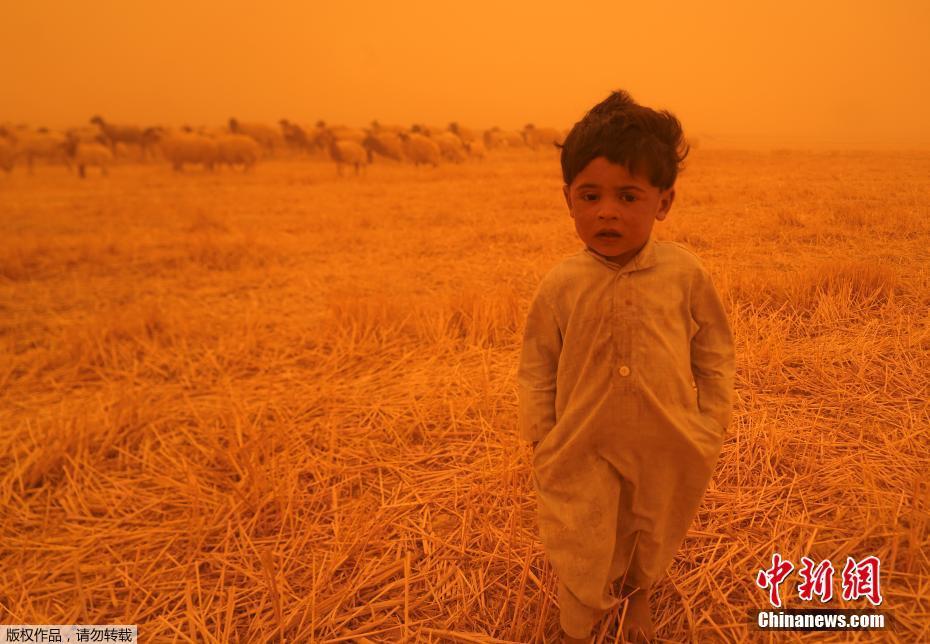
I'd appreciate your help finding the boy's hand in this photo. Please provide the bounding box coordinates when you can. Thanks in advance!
[690,266,736,434]
[517,288,561,444]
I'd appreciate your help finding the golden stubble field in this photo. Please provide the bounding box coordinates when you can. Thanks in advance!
[1,147,928,642]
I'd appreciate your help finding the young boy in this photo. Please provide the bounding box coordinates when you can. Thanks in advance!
[517,90,735,642]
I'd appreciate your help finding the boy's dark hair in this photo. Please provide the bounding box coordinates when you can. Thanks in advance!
[558,89,689,191]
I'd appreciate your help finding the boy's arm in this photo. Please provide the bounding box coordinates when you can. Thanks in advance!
[517,287,562,444]
[690,267,736,434]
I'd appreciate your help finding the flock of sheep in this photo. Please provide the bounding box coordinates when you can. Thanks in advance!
[0,117,567,178]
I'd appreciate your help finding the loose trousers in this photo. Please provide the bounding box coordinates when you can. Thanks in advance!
[547,485,656,639]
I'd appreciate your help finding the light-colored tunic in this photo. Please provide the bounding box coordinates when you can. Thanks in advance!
[517,235,735,629]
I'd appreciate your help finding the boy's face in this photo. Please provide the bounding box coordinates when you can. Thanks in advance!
[563,156,674,266]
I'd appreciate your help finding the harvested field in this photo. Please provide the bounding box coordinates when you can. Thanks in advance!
[1,148,929,642]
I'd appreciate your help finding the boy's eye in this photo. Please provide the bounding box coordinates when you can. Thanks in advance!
[578,193,635,203]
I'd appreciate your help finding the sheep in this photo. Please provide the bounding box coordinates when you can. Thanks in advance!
[315,127,368,175]
[0,125,17,172]
[228,118,283,155]
[369,120,406,135]
[483,128,504,150]
[64,127,112,177]
[307,122,367,156]
[464,139,487,160]
[75,143,113,177]
[522,123,563,150]
[316,121,367,144]
[159,131,218,171]
[410,123,448,138]
[0,139,14,173]
[13,128,68,172]
[362,130,406,162]
[398,132,440,167]
[448,122,478,144]
[214,133,262,171]
[482,127,525,149]
[0,124,15,146]
[279,119,315,154]
[432,131,467,163]
[139,126,165,159]
[68,125,106,144]
[500,129,526,147]
[90,115,154,159]
[331,139,368,175]
[64,133,113,178]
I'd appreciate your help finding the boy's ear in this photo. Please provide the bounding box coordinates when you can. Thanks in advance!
[563,184,572,212]
[655,188,675,221]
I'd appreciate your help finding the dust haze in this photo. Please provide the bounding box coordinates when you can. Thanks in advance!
[2,0,929,149]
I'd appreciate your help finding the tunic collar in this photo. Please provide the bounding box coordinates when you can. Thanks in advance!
[582,235,658,274]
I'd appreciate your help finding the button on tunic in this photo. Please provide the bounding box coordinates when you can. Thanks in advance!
[517,236,735,627]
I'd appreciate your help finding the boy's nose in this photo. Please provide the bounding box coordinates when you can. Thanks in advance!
[595,198,623,218]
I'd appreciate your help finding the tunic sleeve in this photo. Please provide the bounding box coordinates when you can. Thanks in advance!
[690,267,735,435]
[517,286,562,443]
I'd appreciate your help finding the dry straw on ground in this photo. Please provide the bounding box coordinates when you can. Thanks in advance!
[1,148,928,642]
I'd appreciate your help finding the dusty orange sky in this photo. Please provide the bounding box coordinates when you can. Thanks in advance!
[3,0,928,148]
